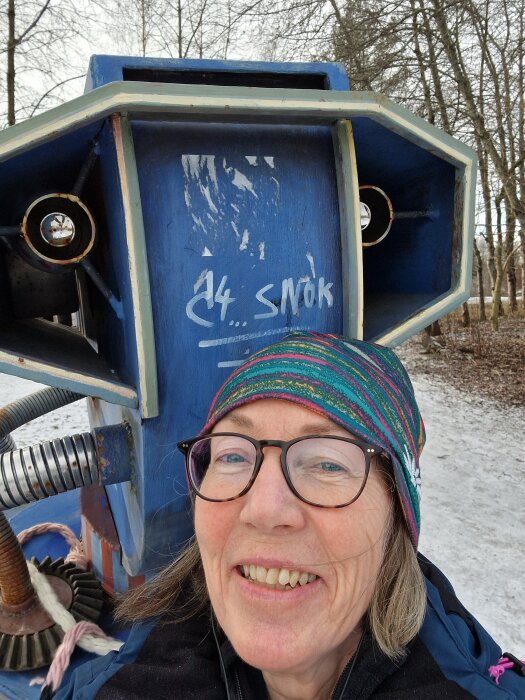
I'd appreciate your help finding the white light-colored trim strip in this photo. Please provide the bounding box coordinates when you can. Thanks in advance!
[112,114,159,419]
[0,83,476,171]
[332,120,363,339]
[0,352,137,405]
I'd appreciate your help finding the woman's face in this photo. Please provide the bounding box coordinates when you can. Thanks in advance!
[195,399,392,679]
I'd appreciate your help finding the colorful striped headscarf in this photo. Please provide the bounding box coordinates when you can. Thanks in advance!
[202,331,425,547]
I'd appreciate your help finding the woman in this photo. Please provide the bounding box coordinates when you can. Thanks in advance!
[55,332,524,699]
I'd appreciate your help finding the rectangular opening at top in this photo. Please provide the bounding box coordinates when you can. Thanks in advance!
[122,68,330,90]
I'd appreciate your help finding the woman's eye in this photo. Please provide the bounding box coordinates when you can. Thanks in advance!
[219,452,246,464]
[317,462,345,473]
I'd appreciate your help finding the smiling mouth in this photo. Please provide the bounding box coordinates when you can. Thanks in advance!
[239,564,318,590]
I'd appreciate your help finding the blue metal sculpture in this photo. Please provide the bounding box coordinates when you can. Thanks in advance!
[0,56,476,697]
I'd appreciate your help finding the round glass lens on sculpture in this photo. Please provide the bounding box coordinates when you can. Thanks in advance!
[40,212,76,247]
[360,201,371,230]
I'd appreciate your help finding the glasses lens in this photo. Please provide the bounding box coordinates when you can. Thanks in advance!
[286,437,367,506]
[188,435,257,500]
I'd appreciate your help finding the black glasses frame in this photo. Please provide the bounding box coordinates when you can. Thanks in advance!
[177,432,384,508]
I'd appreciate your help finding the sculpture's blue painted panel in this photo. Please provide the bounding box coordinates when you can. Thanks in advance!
[86,55,350,92]
[106,120,345,570]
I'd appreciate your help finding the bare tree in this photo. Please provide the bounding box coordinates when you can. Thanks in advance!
[107,0,249,60]
[0,0,90,126]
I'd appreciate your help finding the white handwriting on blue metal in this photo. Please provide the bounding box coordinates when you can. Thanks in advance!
[186,271,333,328]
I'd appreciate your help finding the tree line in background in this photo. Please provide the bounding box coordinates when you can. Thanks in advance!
[1,0,523,332]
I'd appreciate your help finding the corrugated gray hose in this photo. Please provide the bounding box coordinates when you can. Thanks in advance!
[0,387,100,510]
[0,387,86,609]
[0,387,84,448]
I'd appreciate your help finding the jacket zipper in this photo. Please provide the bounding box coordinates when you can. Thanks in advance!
[234,669,244,700]
[330,658,353,700]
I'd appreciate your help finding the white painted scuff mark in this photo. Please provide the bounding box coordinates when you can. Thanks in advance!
[299,275,310,283]
[239,229,250,251]
[246,156,258,166]
[202,247,213,257]
[182,155,218,189]
[194,269,209,292]
[223,159,232,174]
[206,156,218,192]
[259,242,265,260]
[231,221,240,239]
[191,214,206,232]
[306,252,316,279]
[182,154,201,180]
[200,183,218,213]
[232,169,258,198]
[264,156,275,168]
[184,188,191,208]
[231,203,240,213]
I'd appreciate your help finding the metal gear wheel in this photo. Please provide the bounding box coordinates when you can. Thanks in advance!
[0,556,104,672]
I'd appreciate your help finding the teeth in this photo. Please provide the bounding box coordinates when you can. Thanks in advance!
[240,564,317,589]
[278,568,290,586]
[266,568,279,584]
[289,570,300,588]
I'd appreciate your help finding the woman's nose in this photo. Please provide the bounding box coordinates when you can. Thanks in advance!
[238,447,305,531]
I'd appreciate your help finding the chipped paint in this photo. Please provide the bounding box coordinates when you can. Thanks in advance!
[245,156,258,165]
[232,169,258,198]
[239,230,249,251]
[264,156,275,168]
[259,242,265,260]
[306,252,316,279]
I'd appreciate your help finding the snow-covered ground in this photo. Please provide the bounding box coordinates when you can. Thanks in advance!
[0,371,523,654]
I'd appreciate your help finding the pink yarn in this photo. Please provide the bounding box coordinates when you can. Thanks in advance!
[17,522,88,570]
[19,520,106,693]
[489,657,524,685]
[42,621,113,692]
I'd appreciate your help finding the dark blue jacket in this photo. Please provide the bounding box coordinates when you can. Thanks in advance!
[54,557,524,699]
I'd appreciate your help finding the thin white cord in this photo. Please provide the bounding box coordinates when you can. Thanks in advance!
[27,561,123,655]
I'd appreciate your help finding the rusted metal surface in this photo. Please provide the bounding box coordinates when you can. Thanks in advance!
[21,193,96,268]
[0,574,71,635]
[0,556,104,671]
[0,512,33,609]
[92,423,133,486]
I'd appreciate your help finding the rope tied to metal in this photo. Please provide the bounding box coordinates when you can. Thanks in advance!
[18,523,123,695]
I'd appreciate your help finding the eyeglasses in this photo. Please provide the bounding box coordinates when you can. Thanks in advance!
[177,433,382,508]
